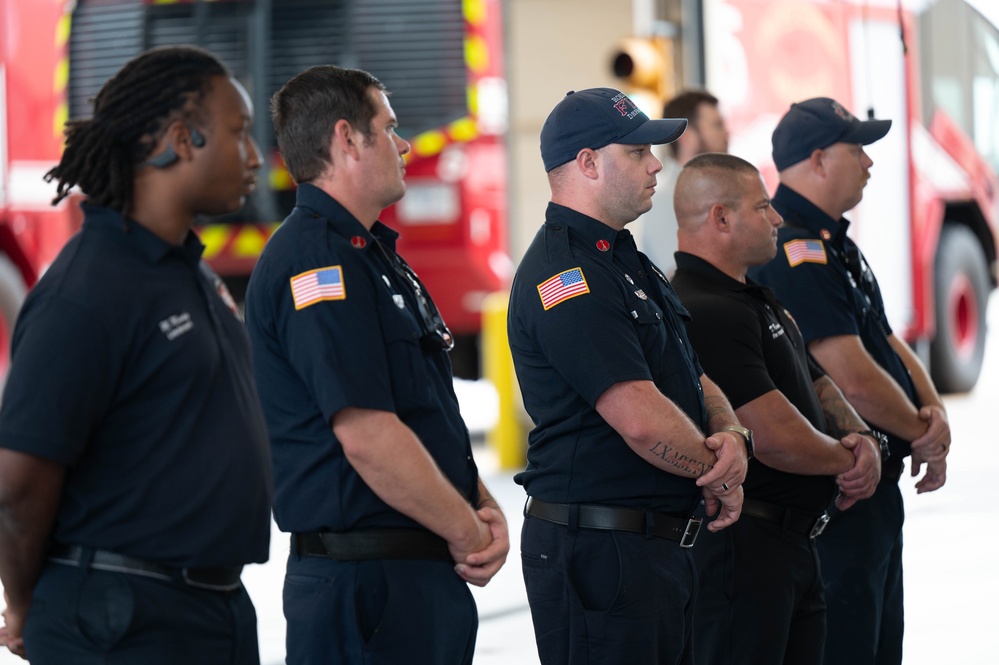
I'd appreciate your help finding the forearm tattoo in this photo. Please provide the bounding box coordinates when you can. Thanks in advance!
[815,377,866,438]
[648,441,713,477]
[704,394,735,432]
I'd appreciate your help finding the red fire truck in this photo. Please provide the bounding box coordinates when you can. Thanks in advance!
[616,0,999,393]
[0,0,510,379]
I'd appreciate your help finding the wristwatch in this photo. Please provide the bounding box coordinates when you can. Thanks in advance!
[722,424,755,460]
[858,429,890,461]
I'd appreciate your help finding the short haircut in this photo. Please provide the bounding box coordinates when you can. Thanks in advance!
[683,152,756,176]
[271,66,386,184]
[662,89,720,157]
[45,46,228,212]
[678,152,759,210]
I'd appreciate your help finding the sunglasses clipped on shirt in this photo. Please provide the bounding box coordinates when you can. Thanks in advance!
[375,240,455,354]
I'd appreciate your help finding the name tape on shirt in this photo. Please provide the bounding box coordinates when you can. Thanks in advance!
[783,239,827,267]
[538,267,590,310]
[290,265,346,310]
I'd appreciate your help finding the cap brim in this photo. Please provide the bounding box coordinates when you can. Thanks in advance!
[843,118,892,145]
[618,117,688,146]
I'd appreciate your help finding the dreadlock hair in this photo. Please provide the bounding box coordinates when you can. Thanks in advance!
[271,65,385,185]
[45,45,229,213]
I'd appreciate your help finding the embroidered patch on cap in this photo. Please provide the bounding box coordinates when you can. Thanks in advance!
[291,266,346,310]
[538,267,590,310]
[783,239,827,267]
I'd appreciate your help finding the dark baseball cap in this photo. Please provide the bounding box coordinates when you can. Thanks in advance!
[540,88,687,172]
[771,97,892,171]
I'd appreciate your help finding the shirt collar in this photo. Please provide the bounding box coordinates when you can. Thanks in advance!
[295,182,400,251]
[772,183,851,245]
[674,251,760,293]
[545,201,637,259]
[82,203,204,266]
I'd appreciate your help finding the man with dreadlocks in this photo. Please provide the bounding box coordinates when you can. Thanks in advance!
[0,46,272,663]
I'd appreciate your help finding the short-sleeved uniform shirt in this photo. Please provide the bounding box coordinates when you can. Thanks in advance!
[508,202,707,514]
[672,252,836,514]
[245,184,478,534]
[0,204,273,567]
[749,184,917,458]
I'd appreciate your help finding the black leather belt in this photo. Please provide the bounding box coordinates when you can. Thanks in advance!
[294,528,454,563]
[524,496,701,548]
[741,498,829,539]
[48,544,243,592]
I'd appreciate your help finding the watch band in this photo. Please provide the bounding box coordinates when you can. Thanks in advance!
[857,429,890,461]
[721,424,754,460]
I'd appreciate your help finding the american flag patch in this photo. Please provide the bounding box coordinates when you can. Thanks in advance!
[784,239,827,267]
[290,266,346,310]
[537,267,590,310]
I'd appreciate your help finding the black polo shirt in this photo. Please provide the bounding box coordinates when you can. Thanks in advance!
[245,183,478,534]
[0,204,273,567]
[748,184,916,458]
[672,252,836,513]
[507,202,706,514]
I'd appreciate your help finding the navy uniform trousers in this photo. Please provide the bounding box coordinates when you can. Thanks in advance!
[693,515,826,665]
[283,551,477,665]
[818,474,905,665]
[22,561,259,664]
[521,515,697,665]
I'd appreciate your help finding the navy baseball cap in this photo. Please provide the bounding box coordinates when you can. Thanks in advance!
[540,88,687,172]
[772,97,891,171]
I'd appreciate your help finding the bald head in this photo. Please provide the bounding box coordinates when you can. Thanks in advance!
[674,153,759,231]
[675,153,782,281]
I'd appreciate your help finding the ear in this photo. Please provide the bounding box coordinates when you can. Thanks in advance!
[808,148,826,176]
[172,121,205,163]
[332,118,361,161]
[575,148,600,180]
[708,202,730,231]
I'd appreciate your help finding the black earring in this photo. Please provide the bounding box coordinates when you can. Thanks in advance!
[144,125,205,168]
[144,146,179,168]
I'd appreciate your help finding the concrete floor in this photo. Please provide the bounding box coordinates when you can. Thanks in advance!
[2,300,997,664]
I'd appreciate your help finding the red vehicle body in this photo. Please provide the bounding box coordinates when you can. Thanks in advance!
[0,0,510,379]
[620,0,998,392]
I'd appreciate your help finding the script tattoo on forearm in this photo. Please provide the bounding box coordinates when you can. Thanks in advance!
[648,441,713,477]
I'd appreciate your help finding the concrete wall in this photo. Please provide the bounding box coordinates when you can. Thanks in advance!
[505,1,635,261]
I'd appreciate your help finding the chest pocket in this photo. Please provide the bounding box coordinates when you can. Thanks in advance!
[843,270,884,338]
[377,301,433,412]
[628,294,683,381]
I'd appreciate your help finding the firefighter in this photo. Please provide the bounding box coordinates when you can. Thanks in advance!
[749,97,951,665]
[244,65,508,664]
[670,152,882,664]
[0,46,272,662]
[506,88,748,665]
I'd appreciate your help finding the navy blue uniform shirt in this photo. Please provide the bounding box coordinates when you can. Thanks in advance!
[0,204,273,567]
[749,184,917,458]
[672,252,836,513]
[245,183,478,534]
[508,202,706,513]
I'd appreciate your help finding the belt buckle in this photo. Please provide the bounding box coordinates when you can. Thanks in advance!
[680,517,702,548]
[809,513,830,539]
